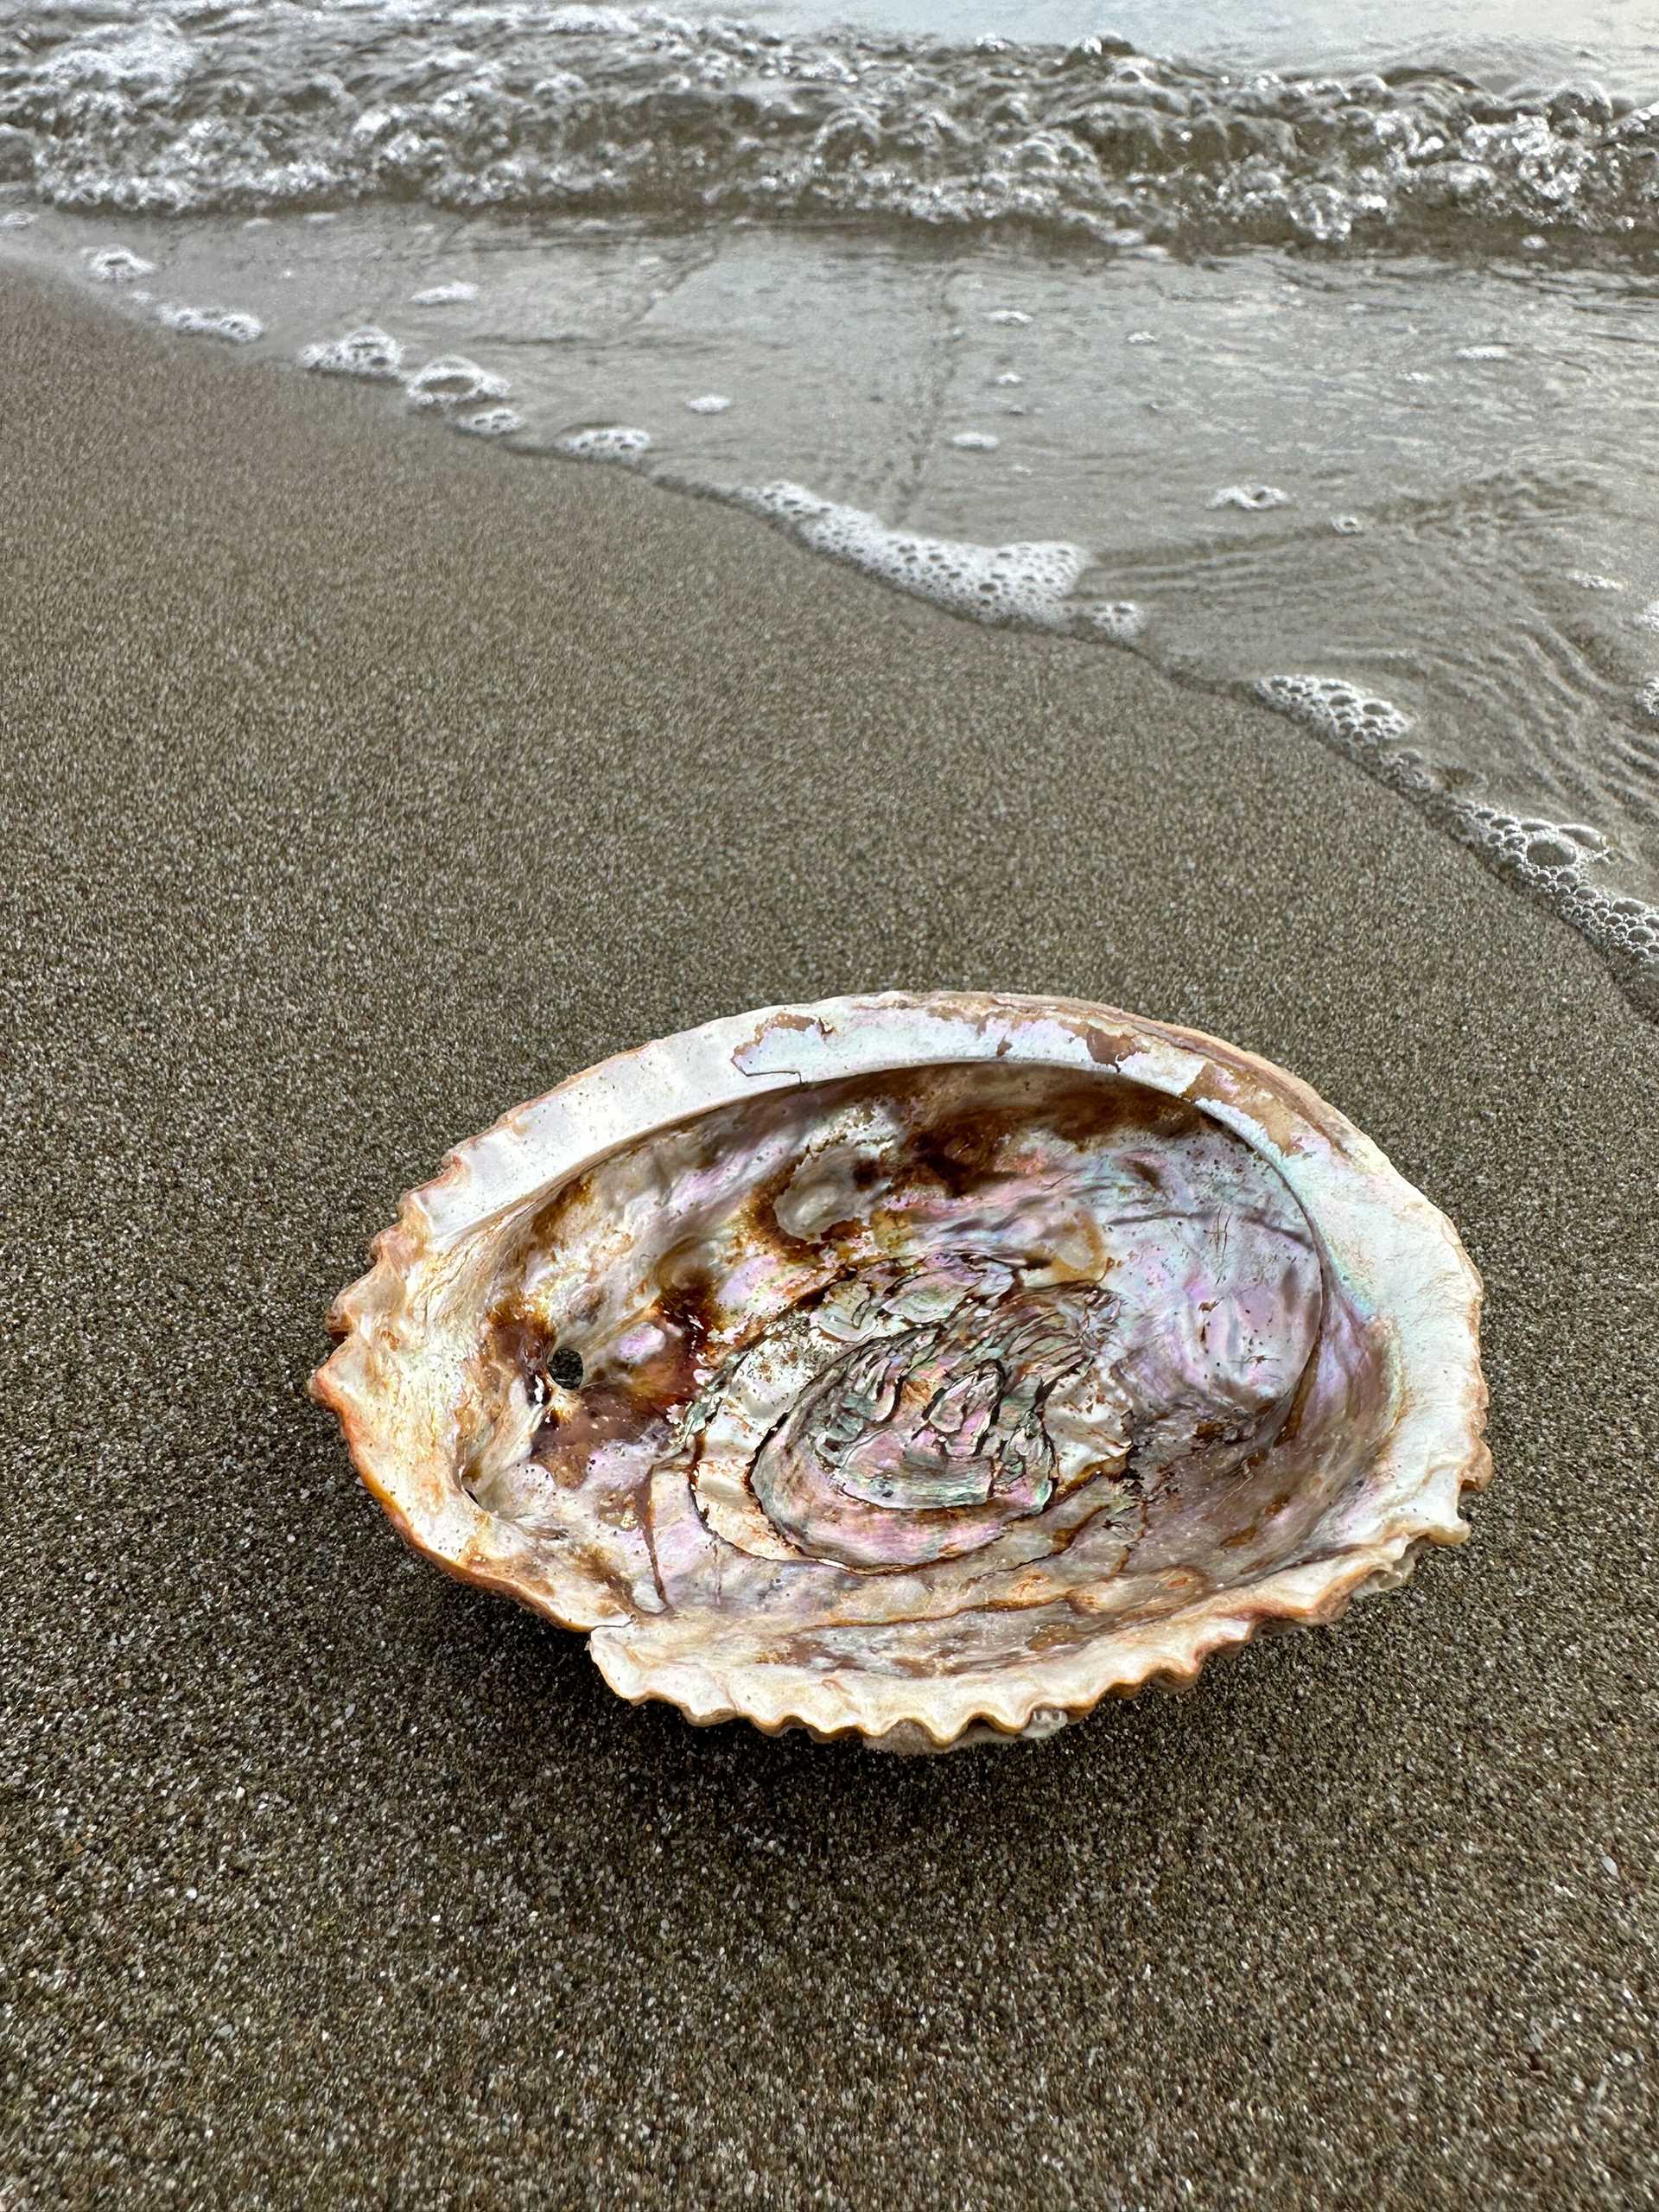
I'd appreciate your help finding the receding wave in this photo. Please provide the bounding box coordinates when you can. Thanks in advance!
[2,2,1656,251]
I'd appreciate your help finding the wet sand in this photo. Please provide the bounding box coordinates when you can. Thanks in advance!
[3,268,1656,2209]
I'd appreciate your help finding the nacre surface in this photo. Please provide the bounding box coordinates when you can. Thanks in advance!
[311,993,1490,1751]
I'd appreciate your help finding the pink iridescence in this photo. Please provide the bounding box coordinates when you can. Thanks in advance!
[473,1063,1332,1611]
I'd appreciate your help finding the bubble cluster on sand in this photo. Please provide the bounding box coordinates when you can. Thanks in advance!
[155,303,263,344]
[1211,485,1292,512]
[410,281,478,305]
[298,326,404,379]
[684,394,732,414]
[731,482,1103,632]
[404,355,510,409]
[1254,675,1412,749]
[1255,673,1659,967]
[1640,678,1659,723]
[1,210,36,229]
[950,431,1000,451]
[1331,515,1365,536]
[1567,570,1625,590]
[88,246,154,283]
[1455,344,1510,360]
[457,406,523,437]
[556,424,652,462]
[987,310,1031,327]
[1459,808,1602,878]
[1083,602,1147,644]
[1457,805,1659,962]
[1127,331,1156,345]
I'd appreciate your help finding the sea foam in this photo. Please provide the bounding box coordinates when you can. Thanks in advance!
[404,356,510,408]
[732,484,1094,632]
[1211,485,1293,512]
[88,245,154,283]
[458,406,523,437]
[1255,675,1659,966]
[298,326,404,378]
[9,15,1659,257]
[155,303,263,343]
[556,425,653,462]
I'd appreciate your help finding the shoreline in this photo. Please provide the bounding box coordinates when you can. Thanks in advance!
[13,232,1655,1021]
[5,265,1656,2205]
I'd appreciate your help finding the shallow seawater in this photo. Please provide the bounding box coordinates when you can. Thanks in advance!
[5,0,1659,985]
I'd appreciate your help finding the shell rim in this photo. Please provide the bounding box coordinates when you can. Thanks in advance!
[308,990,1491,1751]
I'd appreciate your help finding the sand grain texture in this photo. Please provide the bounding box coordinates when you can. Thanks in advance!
[2,273,1656,2209]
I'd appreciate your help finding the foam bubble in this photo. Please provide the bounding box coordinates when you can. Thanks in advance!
[987,310,1031,327]
[1632,601,1659,634]
[1331,515,1365,535]
[411,282,479,305]
[950,431,1000,451]
[42,23,195,93]
[994,372,1023,387]
[155,303,263,344]
[298,326,404,379]
[1211,485,1292,512]
[1127,331,1157,345]
[1463,808,1568,863]
[1453,804,1659,961]
[1565,885,1659,963]
[404,355,510,408]
[730,482,1097,632]
[1084,602,1147,644]
[556,424,652,462]
[1567,570,1625,590]
[545,5,640,29]
[88,246,155,283]
[1254,675,1413,749]
[1455,344,1510,360]
[1640,677,1659,722]
[457,406,523,437]
[10,25,1659,257]
[1463,813,1599,876]
[684,394,732,414]
[0,211,36,230]
[1255,679,1659,964]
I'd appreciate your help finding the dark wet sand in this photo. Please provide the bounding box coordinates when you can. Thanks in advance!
[3,269,1656,2209]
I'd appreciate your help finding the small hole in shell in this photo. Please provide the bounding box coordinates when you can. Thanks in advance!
[546,1346,584,1389]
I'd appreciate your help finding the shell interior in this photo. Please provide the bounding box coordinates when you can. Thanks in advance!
[312,995,1488,1750]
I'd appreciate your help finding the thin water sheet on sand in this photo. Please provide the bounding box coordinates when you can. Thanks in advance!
[2,273,1656,2208]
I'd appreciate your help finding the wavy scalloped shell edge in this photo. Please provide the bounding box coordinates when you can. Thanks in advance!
[309,991,1491,1751]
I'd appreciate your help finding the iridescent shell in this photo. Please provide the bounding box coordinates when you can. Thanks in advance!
[310,993,1490,1751]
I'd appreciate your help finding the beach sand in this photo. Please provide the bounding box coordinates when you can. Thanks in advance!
[3,269,1656,2208]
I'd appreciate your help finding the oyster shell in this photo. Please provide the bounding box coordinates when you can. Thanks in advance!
[310,992,1489,1751]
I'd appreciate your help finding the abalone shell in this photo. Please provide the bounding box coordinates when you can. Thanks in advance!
[310,993,1489,1751]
